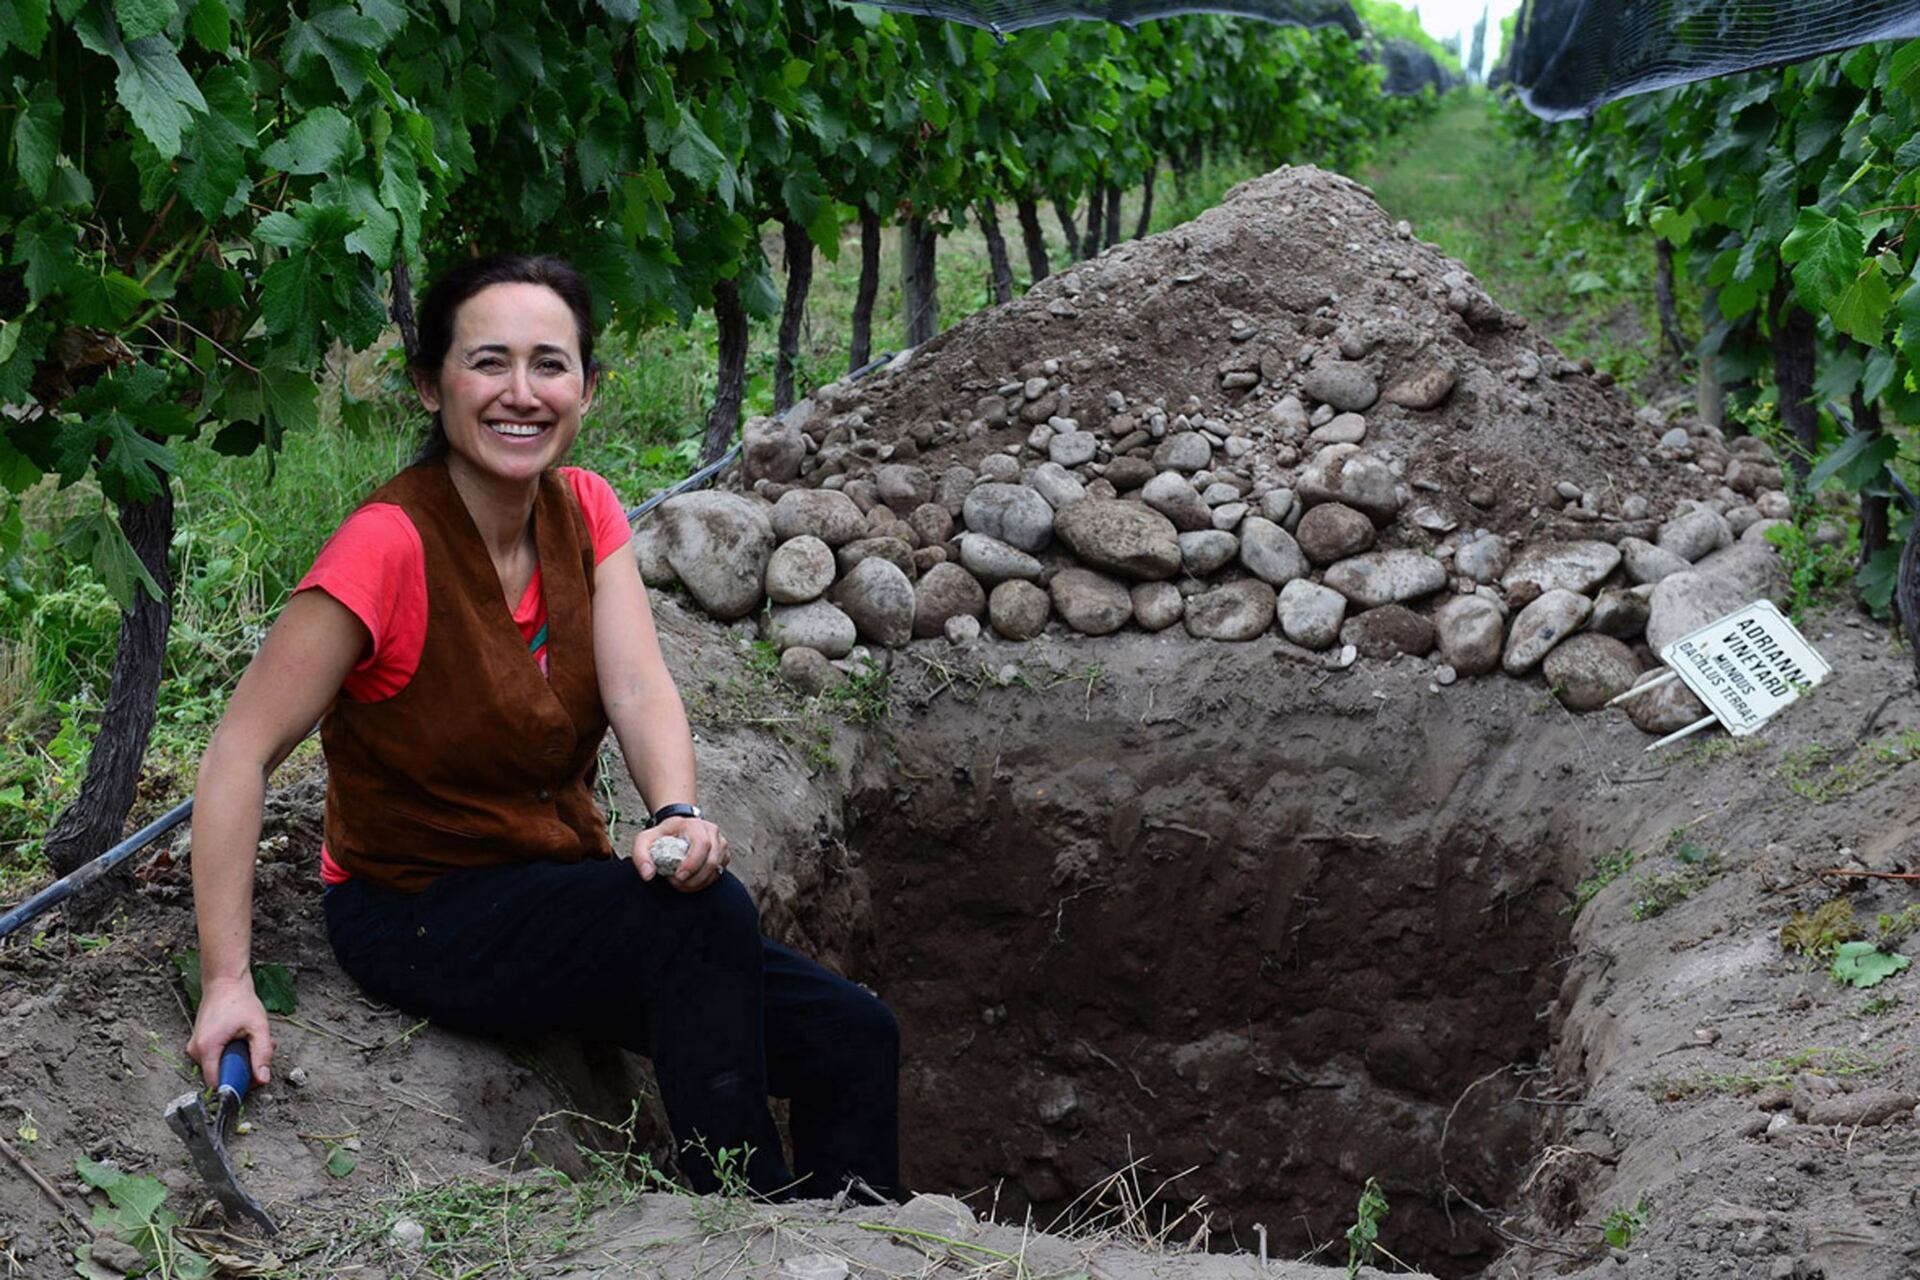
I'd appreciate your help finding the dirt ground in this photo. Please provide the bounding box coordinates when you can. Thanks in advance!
[2,589,1915,1279]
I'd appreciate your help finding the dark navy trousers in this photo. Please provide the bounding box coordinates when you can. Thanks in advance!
[323,857,899,1199]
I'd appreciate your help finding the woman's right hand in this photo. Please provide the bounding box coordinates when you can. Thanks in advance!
[186,976,273,1090]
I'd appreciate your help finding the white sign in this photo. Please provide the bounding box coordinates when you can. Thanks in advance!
[1660,601,1831,736]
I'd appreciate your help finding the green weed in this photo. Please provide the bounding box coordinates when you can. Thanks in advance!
[1648,1046,1888,1101]
[1344,1176,1390,1279]
[75,1155,214,1279]
[1780,899,1863,962]
[1777,730,1920,803]
[1629,866,1711,920]
[1567,847,1638,913]
[1601,1194,1649,1250]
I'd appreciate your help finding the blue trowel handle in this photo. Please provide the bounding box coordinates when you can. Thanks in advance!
[218,1041,254,1101]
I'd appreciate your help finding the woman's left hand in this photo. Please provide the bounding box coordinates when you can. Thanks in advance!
[632,815,728,892]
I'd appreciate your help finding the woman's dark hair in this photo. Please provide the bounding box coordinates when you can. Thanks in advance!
[408,253,600,463]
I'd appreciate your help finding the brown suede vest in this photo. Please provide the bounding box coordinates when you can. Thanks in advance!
[322,459,612,893]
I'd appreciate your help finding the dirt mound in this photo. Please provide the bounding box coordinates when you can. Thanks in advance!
[637,166,1798,735]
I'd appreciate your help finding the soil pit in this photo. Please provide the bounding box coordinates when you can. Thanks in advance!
[831,660,1580,1278]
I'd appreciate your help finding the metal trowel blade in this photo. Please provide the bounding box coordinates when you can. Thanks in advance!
[164,1091,278,1234]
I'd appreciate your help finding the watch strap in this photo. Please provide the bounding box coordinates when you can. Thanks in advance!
[649,802,702,827]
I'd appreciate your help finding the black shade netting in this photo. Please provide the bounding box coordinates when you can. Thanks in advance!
[1508,0,1920,119]
[1375,36,1455,95]
[838,0,1362,38]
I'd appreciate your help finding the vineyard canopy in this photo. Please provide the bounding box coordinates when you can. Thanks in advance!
[1507,0,1920,118]
[842,0,1362,36]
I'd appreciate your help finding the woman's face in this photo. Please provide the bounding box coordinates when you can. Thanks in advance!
[417,282,595,489]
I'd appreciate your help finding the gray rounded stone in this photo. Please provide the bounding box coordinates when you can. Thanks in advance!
[1625,672,1712,734]
[958,532,1043,584]
[1302,362,1379,412]
[1029,462,1087,510]
[830,557,916,648]
[1589,587,1651,640]
[1500,540,1622,596]
[771,489,866,547]
[1184,581,1277,642]
[743,415,804,485]
[764,600,857,658]
[913,562,987,640]
[835,536,916,581]
[765,535,837,604]
[1053,500,1181,581]
[988,579,1050,640]
[874,463,932,514]
[1158,433,1213,473]
[1178,530,1239,577]
[1130,581,1185,631]
[1656,507,1733,563]
[659,492,775,620]
[1049,431,1098,467]
[1277,578,1347,650]
[1645,570,1751,654]
[777,646,845,696]
[1433,594,1504,676]
[1296,445,1402,522]
[1502,588,1593,674]
[1049,568,1133,635]
[1619,536,1691,586]
[1143,471,1213,532]
[962,483,1055,553]
[1323,549,1447,608]
[1543,633,1640,711]
[1454,534,1510,585]
[1294,502,1375,566]
[634,523,676,588]
[1237,516,1309,587]
[908,502,954,547]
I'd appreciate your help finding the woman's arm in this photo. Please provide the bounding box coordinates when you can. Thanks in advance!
[593,543,728,891]
[186,590,366,1088]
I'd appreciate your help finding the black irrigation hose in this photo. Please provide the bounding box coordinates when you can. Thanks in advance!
[0,800,194,941]
[1,352,903,941]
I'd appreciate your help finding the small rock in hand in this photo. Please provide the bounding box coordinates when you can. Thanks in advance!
[651,834,690,877]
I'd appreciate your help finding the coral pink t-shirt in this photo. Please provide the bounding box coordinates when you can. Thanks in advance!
[296,466,630,884]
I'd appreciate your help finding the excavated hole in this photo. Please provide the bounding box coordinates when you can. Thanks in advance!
[825,700,1587,1279]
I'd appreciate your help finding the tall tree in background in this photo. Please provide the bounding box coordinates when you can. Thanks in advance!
[1469,6,1489,83]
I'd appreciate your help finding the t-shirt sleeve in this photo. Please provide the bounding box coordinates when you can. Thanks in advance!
[564,467,633,564]
[293,503,427,702]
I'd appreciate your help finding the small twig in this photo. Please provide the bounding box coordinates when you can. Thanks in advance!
[276,1013,376,1051]
[1813,868,1920,882]
[0,1133,94,1239]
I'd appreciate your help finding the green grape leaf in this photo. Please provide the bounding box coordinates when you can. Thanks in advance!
[186,0,227,49]
[12,212,78,303]
[0,313,51,405]
[1830,941,1912,989]
[61,268,149,328]
[1781,206,1864,310]
[260,106,355,176]
[667,116,727,191]
[1648,203,1698,245]
[252,962,298,1014]
[1896,264,1920,347]
[260,367,319,438]
[178,64,257,219]
[1827,261,1894,345]
[75,1155,169,1222]
[325,1145,356,1178]
[283,4,386,99]
[12,83,62,199]
[1806,431,1896,493]
[54,510,162,609]
[115,0,176,41]
[79,9,209,159]
[171,949,204,1011]
[0,0,54,55]
[1859,546,1901,613]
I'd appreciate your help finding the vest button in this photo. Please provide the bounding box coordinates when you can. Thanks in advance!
[536,787,552,803]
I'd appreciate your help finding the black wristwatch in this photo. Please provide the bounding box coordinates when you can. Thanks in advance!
[649,802,703,827]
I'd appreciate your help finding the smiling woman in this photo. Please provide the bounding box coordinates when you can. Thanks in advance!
[182,254,901,1204]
